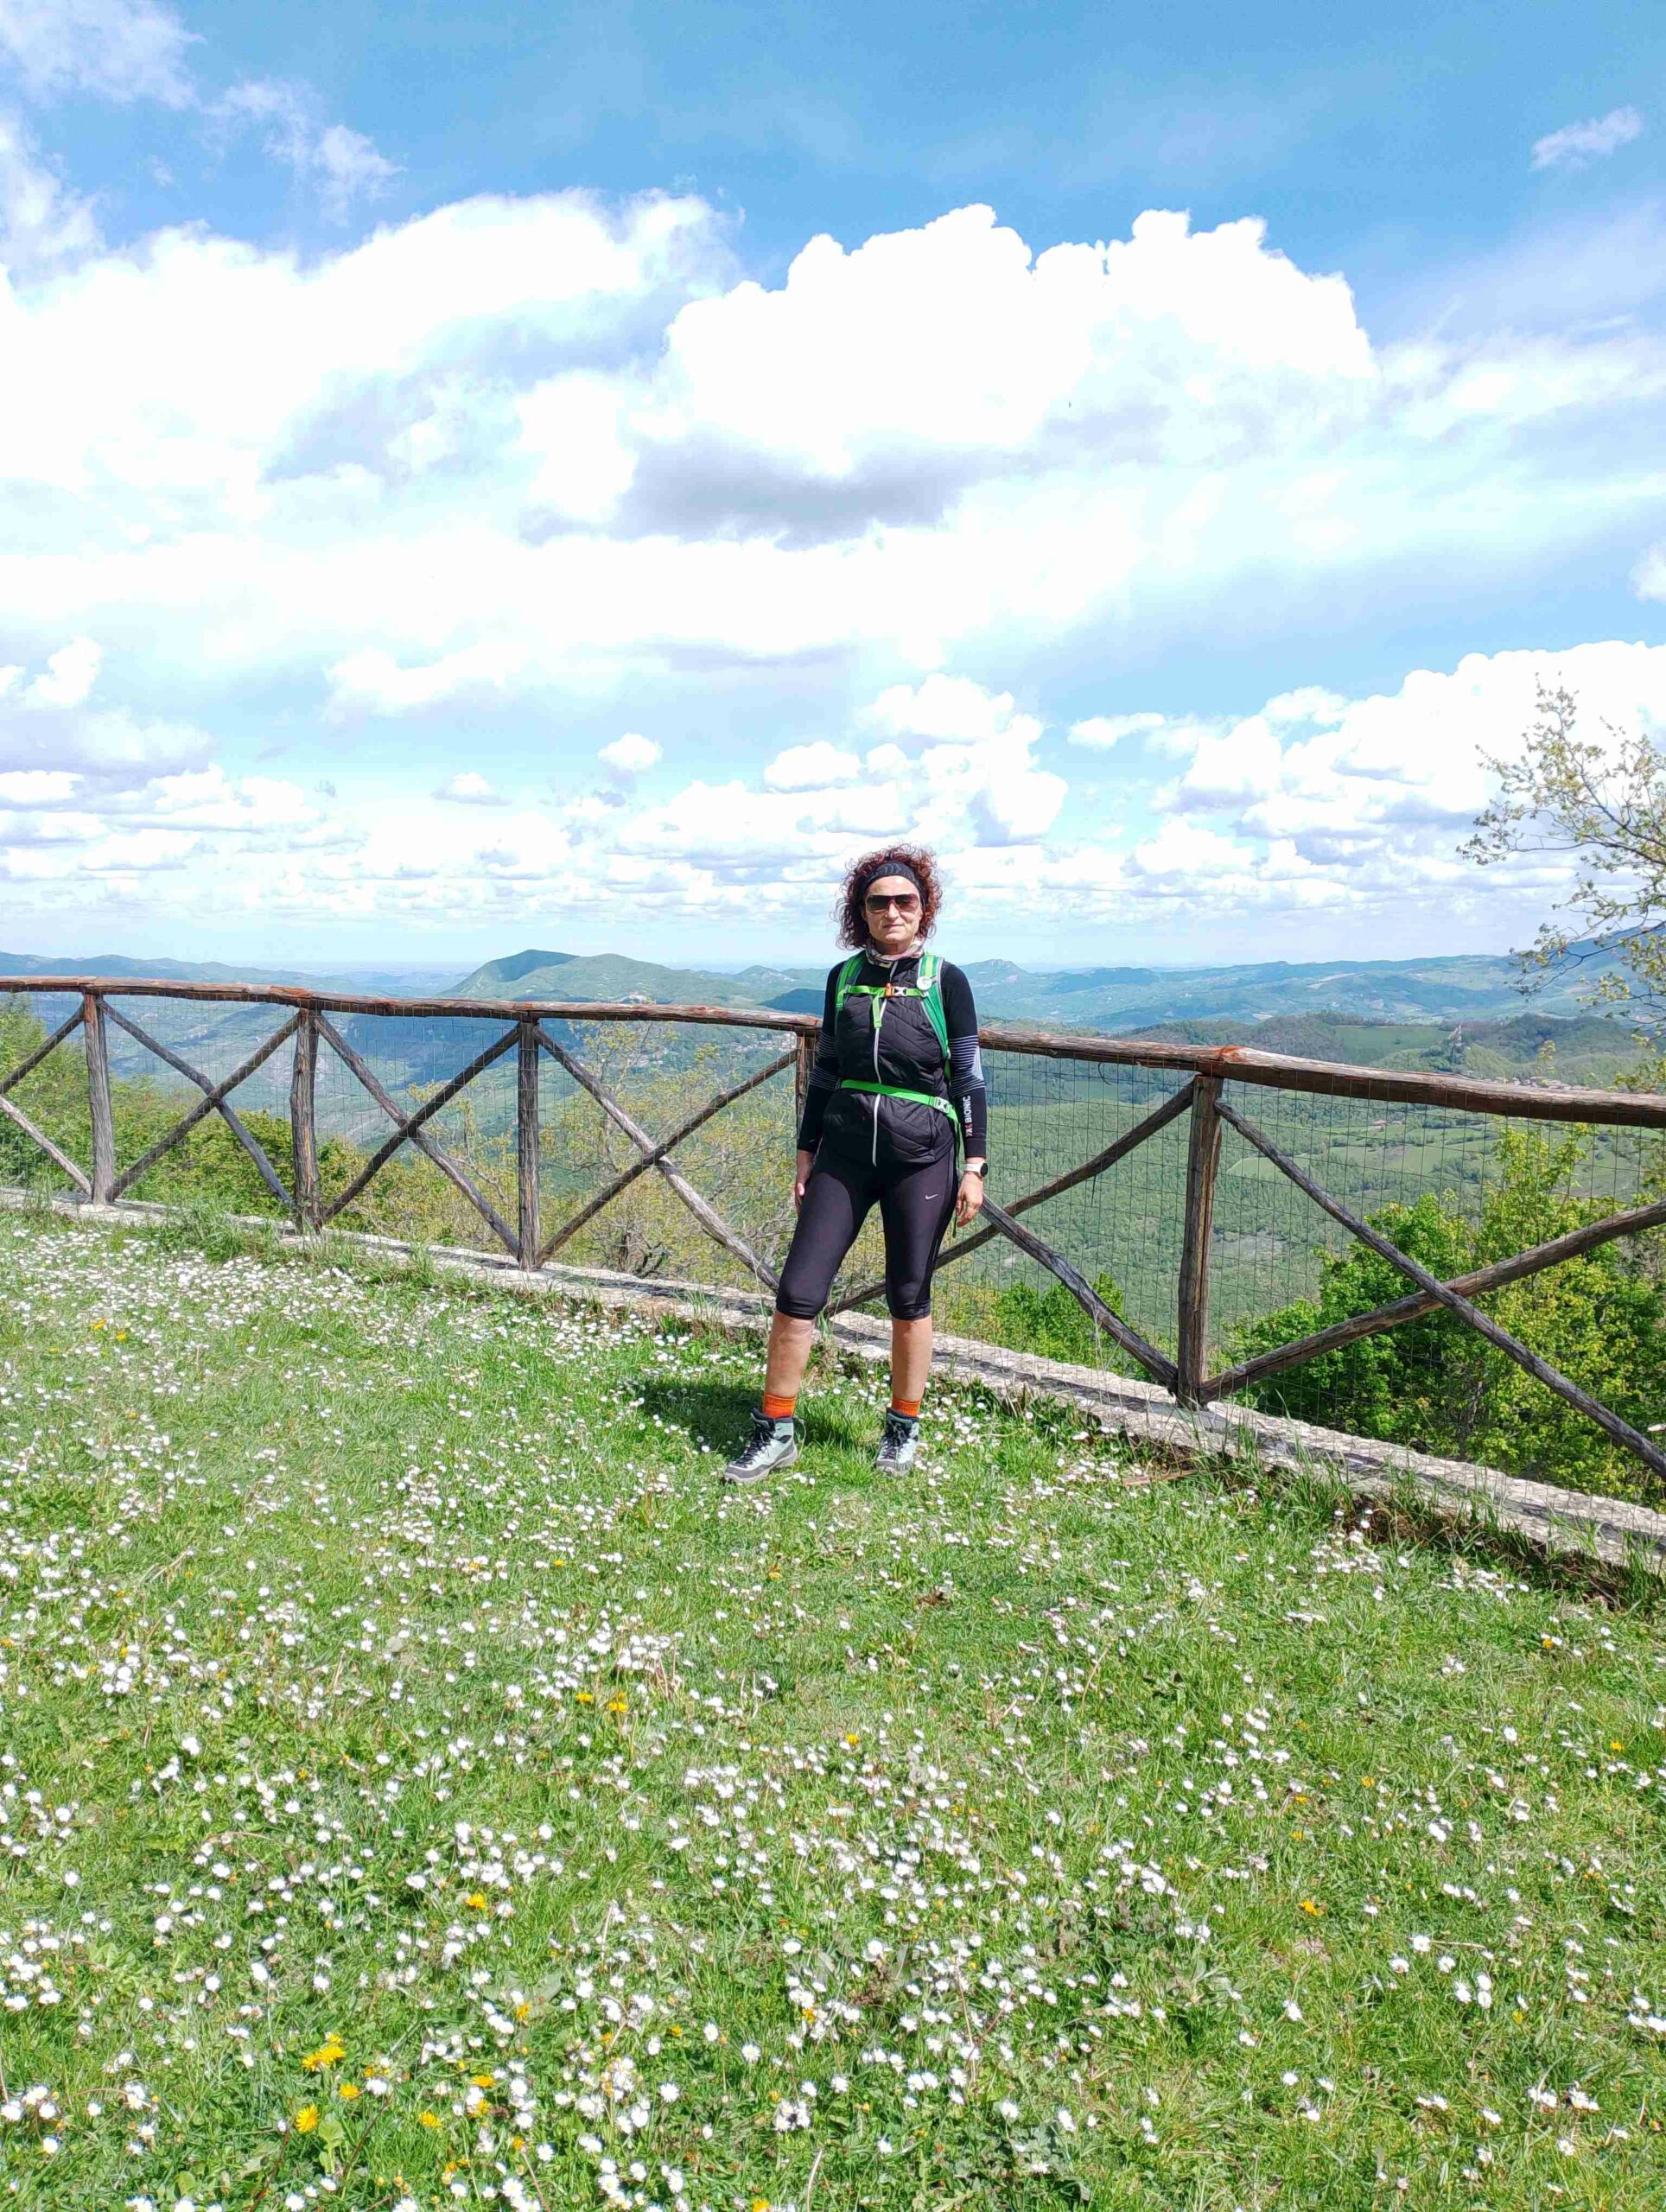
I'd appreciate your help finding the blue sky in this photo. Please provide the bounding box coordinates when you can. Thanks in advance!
[0,0,1662,971]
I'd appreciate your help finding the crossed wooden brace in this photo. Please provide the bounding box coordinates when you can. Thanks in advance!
[0,1005,92,1192]
[105,1005,297,1205]
[1207,1095,1666,1483]
[314,1014,791,1288]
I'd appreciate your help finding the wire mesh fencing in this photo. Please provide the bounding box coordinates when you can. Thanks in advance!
[912,1052,1193,1367]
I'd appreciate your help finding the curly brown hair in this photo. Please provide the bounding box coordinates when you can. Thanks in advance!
[836,843,944,950]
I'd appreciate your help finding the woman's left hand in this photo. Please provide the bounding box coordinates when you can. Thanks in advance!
[954,1169,986,1229]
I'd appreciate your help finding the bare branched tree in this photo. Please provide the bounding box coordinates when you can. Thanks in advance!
[1464,680,1666,1026]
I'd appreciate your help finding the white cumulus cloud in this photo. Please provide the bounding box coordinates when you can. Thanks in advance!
[1068,712,1167,750]
[434,770,506,805]
[0,186,1658,738]
[598,731,661,774]
[0,0,196,106]
[216,79,397,222]
[24,634,99,706]
[0,111,100,269]
[0,0,395,218]
[1531,106,1644,172]
[763,740,862,790]
[1634,541,1666,602]
[1157,642,1666,893]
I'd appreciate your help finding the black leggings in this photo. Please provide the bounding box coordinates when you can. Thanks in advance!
[775,1146,958,1322]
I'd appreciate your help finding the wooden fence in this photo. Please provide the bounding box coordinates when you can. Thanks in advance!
[6,974,1666,1483]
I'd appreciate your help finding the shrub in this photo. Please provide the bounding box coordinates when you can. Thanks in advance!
[982,1268,1129,1366]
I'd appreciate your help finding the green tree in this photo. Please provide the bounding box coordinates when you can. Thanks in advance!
[1465,679,1666,1020]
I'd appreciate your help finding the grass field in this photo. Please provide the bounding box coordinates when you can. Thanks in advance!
[2,1206,1665,2211]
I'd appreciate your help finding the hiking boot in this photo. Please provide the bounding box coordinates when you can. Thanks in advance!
[722,1411,799,1486]
[874,1410,920,1475]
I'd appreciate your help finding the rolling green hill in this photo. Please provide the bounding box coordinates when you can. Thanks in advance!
[0,949,461,995]
[1122,1010,1639,1087]
[450,949,799,1007]
[3,940,1644,1041]
[445,944,1644,1039]
[435,946,1650,1084]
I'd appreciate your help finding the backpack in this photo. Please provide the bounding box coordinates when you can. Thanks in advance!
[832,950,958,1136]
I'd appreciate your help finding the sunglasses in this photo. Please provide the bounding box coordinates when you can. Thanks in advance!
[864,892,920,912]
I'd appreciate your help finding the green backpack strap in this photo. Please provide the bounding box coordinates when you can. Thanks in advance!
[916,951,950,1069]
[835,950,950,1074]
[832,952,864,1018]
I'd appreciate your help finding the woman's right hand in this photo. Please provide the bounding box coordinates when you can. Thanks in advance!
[794,1149,814,1210]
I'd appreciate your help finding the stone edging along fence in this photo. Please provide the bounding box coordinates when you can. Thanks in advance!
[4,972,1666,1575]
[8,1185,1665,1580]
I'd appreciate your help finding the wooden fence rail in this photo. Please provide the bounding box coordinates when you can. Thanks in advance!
[4,974,1666,1481]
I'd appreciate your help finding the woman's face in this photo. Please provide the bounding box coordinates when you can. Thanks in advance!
[863,873,923,952]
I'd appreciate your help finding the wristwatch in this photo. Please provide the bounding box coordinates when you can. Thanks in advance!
[965,1160,988,1178]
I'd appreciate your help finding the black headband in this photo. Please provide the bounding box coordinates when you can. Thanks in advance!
[861,861,922,899]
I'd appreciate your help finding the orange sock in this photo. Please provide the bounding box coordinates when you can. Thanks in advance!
[890,1395,922,1421]
[762,1391,798,1421]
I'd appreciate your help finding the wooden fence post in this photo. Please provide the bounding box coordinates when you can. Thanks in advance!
[290,1010,320,1230]
[83,990,115,1204]
[518,1017,541,1270]
[1176,1074,1222,1405]
[794,1030,816,1135]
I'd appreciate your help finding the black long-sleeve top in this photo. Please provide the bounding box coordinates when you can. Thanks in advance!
[795,950,989,1162]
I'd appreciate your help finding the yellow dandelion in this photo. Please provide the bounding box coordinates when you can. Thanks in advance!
[471,2075,495,2092]
[339,2082,361,2101]
[294,2105,319,2133]
[576,1690,595,1704]
[302,2037,347,2072]
[465,1892,489,1910]
[419,2111,442,2129]
[1299,1899,1323,1916]
[607,1694,628,1714]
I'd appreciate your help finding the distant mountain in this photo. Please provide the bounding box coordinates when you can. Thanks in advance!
[449,950,777,1007]
[1123,1010,1637,1087]
[0,950,306,985]
[6,940,1646,1060]
[449,949,577,991]
[0,950,461,995]
[964,951,1633,1033]
[440,943,1641,1036]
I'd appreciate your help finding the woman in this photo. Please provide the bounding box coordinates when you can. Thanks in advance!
[723,845,988,1484]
